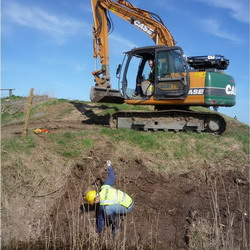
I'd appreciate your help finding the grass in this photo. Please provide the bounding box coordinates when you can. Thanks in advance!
[98,126,248,178]
[2,136,36,155]
[62,150,81,158]
[30,98,67,115]
[100,127,246,162]
[1,99,249,249]
[81,138,95,148]
[48,132,95,158]
[100,128,163,150]
[56,106,75,119]
[1,109,25,124]
[228,132,250,154]
[187,177,248,250]
[1,98,68,125]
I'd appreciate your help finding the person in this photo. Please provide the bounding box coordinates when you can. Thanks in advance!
[147,59,155,83]
[213,105,219,112]
[134,59,155,98]
[85,160,134,236]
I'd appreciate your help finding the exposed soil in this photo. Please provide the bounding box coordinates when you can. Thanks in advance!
[41,157,249,249]
[2,101,249,249]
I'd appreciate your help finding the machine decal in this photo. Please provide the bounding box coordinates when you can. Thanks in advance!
[195,72,206,77]
[225,85,236,95]
[133,20,155,36]
[204,86,236,96]
[188,88,205,95]
[158,81,183,91]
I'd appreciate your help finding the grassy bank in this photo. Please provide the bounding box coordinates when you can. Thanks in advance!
[1,99,249,249]
[1,98,68,126]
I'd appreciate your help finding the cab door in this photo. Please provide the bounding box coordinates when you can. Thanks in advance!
[154,47,189,100]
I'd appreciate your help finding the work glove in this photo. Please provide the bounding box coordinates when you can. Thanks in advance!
[106,160,112,167]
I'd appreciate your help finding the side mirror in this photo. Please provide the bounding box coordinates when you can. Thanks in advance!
[116,64,122,78]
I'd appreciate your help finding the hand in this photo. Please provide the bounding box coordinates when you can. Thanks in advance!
[106,160,112,167]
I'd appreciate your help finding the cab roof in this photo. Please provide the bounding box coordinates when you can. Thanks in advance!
[125,45,182,56]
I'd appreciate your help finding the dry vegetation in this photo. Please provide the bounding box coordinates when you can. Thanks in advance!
[1,99,249,249]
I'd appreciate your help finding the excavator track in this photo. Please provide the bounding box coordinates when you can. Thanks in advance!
[110,110,226,134]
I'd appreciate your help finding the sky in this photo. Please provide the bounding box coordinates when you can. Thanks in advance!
[1,0,249,124]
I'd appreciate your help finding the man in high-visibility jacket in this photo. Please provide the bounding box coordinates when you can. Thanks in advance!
[85,160,134,235]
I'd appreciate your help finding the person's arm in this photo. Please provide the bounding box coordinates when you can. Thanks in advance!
[102,160,115,186]
[103,166,115,186]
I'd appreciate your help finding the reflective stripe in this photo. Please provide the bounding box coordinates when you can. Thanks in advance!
[122,192,126,203]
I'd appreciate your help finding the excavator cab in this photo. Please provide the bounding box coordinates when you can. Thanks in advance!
[121,46,189,100]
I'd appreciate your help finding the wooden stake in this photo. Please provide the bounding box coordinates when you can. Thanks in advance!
[23,88,34,137]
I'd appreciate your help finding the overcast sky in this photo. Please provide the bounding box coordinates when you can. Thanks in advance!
[2,0,249,124]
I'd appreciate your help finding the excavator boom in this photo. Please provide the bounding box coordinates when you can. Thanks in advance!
[90,0,175,103]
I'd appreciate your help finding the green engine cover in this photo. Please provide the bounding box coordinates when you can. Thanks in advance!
[205,72,236,107]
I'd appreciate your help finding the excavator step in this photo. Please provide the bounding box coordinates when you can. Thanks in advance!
[90,87,124,104]
[110,110,226,134]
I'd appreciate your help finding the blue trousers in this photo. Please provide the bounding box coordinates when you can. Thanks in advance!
[103,203,133,236]
[103,203,133,216]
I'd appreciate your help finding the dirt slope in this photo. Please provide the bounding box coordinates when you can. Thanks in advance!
[1,100,249,249]
[45,157,249,249]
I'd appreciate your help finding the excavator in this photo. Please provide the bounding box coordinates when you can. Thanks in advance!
[90,0,236,134]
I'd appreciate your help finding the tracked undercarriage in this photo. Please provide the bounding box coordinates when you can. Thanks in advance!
[110,110,226,134]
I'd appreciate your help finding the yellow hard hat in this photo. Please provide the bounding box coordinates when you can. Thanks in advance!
[85,190,97,205]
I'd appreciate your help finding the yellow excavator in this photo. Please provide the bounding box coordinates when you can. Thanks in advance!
[90,0,236,134]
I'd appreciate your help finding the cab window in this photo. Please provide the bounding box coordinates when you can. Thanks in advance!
[157,49,187,78]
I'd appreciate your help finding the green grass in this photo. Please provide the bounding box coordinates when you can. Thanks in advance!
[56,107,75,118]
[1,98,68,125]
[2,99,249,168]
[1,110,25,122]
[2,131,96,160]
[48,132,95,158]
[229,132,249,154]
[81,138,95,148]
[100,128,163,150]
[100,127,247,166]
[2,136,36,154]
[30,98,67,113]
[62,150,81,158]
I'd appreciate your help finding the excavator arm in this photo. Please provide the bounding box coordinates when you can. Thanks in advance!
[91,0,111,88]
[90,0,175,103]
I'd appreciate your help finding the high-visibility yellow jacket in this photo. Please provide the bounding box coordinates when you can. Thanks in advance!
[99,185,133,208]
